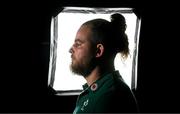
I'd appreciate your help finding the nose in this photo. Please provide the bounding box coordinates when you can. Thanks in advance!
[69,46,73,54]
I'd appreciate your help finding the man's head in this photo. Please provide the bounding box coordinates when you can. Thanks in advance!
[69,13,129,77]
[69,25,100,77]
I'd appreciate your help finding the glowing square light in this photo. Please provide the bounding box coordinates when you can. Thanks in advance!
[48,7,141,93]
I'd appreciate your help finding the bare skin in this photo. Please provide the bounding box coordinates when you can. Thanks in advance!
[69,25,105,86]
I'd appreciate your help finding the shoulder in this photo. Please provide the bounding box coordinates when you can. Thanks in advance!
[97,71,132,97]
[94,87,138,112]
[92,72,138,112]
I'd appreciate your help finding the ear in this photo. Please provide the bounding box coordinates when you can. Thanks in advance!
[96,44,104,58]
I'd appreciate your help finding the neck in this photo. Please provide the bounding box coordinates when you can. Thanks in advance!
[85,66,101,86]
[84,56,116,86]
[84,65,115,86]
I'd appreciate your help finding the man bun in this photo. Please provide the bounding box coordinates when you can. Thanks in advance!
[110,13,129,59]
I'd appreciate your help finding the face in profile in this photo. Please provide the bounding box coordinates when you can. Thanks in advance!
[69,25,96,77]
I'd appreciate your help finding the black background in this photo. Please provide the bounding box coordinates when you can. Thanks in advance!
[1,0,180,113]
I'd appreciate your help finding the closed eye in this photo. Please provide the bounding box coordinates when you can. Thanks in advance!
[74,42,82,48]
[73,39,84,48]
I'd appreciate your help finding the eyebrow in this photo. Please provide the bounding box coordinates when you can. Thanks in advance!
[75,39,84,43]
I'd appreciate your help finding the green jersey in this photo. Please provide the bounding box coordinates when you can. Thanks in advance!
[73,71,139,113]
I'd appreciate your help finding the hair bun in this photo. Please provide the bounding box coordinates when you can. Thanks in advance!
[110,13,126,32]
[110,13,129,58]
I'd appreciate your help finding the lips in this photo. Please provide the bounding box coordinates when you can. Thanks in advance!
[71,54,74,59]
[71,55,75,65]
[71,55,75,62]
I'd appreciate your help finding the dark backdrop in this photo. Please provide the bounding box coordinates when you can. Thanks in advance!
[1,0,180,113]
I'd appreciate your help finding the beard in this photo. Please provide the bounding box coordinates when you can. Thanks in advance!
[70,56,96,77]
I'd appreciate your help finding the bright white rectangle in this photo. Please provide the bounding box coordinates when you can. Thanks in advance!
[49,7,139,92]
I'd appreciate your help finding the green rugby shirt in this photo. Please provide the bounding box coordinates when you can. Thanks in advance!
[73,71,139,113]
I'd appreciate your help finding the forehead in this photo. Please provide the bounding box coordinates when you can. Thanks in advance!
[75,25,92,42]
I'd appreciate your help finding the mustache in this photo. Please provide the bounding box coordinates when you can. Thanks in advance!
[71,54,74,59]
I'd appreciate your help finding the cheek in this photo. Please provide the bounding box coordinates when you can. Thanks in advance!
[72,51,83,63]
[73,43,95,62]
[77,49,93,61]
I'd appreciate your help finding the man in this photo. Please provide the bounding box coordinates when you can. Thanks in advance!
[69,13,139,113]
